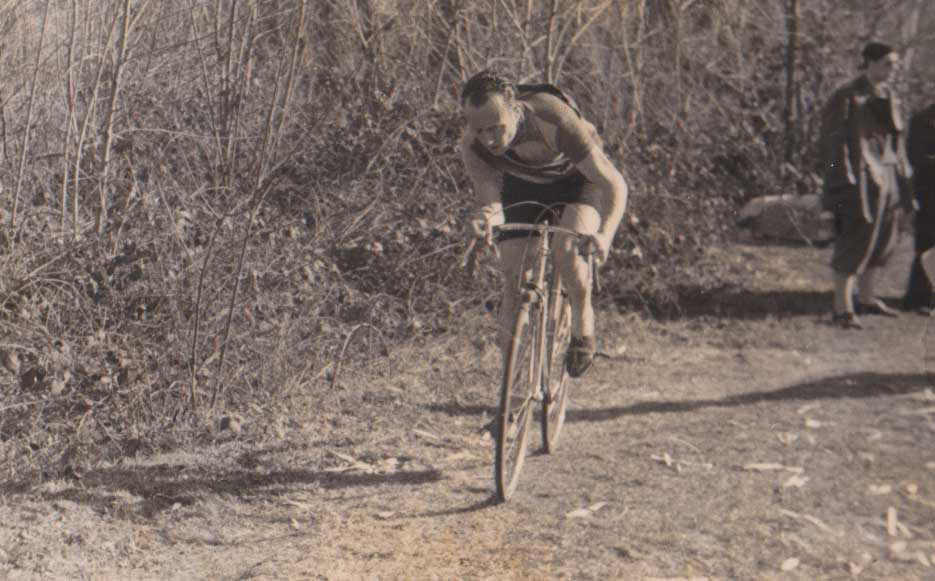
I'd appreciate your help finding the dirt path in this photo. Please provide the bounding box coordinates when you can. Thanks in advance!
[2,239,934,581]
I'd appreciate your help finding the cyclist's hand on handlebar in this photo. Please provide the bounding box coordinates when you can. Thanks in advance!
[469,216,493,246]
[469,208,504,248]
[578,233,609,263]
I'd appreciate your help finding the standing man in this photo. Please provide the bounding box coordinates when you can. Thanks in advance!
[819,42,912,329]
[460,71,628,377]
[903,102,935,315]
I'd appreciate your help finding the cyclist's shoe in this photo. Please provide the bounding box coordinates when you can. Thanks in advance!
[566,335,596,378]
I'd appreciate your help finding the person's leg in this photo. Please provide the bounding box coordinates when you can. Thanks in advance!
[905,210,935,309]
[828,188,885,326]
[854,205,899,316]
[855,267,879,304]
[833,270,856,314]
[496,236,539,357]
[554,202,601,376]
[554,203,601,339]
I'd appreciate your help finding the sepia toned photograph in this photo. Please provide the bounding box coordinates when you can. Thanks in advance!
[1,1,933,579]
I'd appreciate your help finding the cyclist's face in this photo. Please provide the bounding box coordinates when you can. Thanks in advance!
[464,93,519,156]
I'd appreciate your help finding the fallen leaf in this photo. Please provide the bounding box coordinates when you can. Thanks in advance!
[588,502,609,513]
[779,509,839,536]
[805,418,824,429]
[375,511,395,520]
[744,463,803,473]
[887,507,898,537]
[895,521,914,539]
[282,499,314,511]
[650,454,677,470]
[412,429,440,441]
[797,403,821,415]
[329,450,358,464]
[781,557,800,571]
[444,451,478,463]
[905,483,918,495]
[322,465,355,473]
[777,432,799,445]
[352,462,375,473]
[566,508,593,519]
[867,484,892,496]
[744,462,786,472]
[377,458,400,473]
[290,518,301,530]
[783,475,808,489]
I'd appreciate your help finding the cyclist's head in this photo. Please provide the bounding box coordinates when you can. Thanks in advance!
[461,70,514,107]
[461,71,521,156]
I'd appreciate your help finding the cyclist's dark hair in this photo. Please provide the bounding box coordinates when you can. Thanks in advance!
[461,70,514,107]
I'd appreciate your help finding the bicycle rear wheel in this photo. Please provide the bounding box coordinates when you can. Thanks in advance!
[541,290,572,452]
[495,301,541,502]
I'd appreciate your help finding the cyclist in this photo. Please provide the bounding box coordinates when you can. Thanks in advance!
[460,71,629,378]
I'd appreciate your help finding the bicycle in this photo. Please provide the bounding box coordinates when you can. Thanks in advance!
[467,213,599,502]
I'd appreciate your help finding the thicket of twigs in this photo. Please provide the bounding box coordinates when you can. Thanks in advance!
[1,0,932,478]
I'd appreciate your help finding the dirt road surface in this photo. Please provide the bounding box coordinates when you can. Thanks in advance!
[2,239,933,580]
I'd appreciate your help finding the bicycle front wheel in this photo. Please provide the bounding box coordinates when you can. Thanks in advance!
[541,290,572,452]
[495,301,541,502]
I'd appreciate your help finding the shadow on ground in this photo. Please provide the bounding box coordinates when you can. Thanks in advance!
[427,372,933,425]
[568,371,934,424]
[0,461,443,519]
[611,286,833,321]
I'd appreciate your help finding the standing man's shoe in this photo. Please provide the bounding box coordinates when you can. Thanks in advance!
[832,311,863,329]
[854,298,899,317]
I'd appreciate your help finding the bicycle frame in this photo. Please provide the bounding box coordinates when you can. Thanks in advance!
[493,222,594,400]
[488,218,597,501]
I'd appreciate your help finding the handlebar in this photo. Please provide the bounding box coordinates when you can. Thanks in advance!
[490,223,585,238]
[461,223,602,294]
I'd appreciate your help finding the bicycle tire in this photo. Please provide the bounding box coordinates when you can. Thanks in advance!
[494,301,540,502]
[541,290,572,452]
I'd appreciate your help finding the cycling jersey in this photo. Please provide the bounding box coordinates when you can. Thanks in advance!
[465,84,602,184]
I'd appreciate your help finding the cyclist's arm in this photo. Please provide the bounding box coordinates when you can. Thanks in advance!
[540,97,627,257]
[461,134,505,233]
[575,146,628,257]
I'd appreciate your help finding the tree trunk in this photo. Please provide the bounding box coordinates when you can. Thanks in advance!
[782,0,798,166]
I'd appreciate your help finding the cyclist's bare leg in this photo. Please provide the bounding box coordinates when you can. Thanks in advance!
[497,236,539,356]
[553,203,601,339]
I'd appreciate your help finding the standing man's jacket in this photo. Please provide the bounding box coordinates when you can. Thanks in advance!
[908,104,935,216]
[819,76,912,218]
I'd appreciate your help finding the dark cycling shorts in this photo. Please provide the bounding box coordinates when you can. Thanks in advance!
[498,172,602,242]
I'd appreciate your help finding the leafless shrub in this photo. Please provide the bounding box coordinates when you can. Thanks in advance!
[1,0,933,480]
